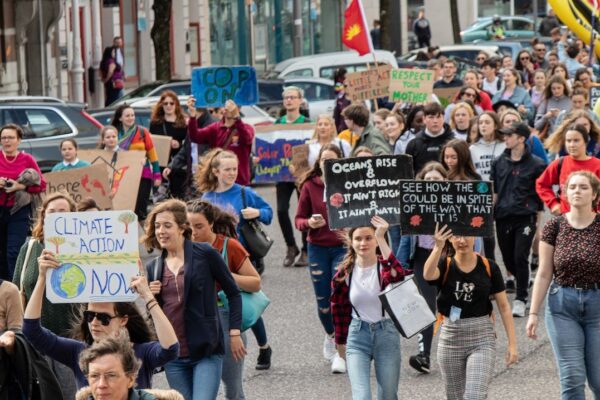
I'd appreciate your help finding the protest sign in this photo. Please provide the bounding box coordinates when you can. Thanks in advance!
[291,144,310,178]
[43,164,112,210]
[79,149,145,211]
[324,155,414,229]
[44,211,139,303]
[388,68,435,103]
[191,66,258,107]
[433,87,459,108]
[254,124,315,183]
[344,64,392,102]
[399,180,494,237]
[150,134,172,167]
[590,87,600,111]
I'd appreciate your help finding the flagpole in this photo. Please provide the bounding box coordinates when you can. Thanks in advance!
[590,0,598,67]
[356,0,380,110]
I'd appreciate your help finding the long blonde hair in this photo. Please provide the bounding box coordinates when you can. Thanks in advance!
[545,110,600,153]
[311,114,338,142]
[195,148,239,193]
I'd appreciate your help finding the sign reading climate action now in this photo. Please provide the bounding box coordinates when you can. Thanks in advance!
[399,180,494,237]
[388,68,435,103]
[324,155,414,229]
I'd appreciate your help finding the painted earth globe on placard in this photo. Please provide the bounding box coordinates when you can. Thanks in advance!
[51,263,86,299]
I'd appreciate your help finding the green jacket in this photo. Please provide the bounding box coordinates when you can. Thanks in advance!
[351,123,391,156]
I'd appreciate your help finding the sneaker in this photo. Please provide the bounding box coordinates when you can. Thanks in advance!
[323,334,336,361]
[256,346,272,370]
[530,254,539,272]
[331,353,347,374]
[294,250,309,267]
[512,300,526,318]
[409,353,430,374]
[283,246,300,267]
[505,277,516,293]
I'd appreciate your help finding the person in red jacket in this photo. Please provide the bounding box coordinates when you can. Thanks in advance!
[536,123,600,214]
[186,97,254,186]
[295,143,347,374]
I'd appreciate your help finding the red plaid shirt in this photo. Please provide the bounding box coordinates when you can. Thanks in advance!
[330,253,410,345]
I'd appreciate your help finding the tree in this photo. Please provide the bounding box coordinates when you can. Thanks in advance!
[450,0,462,44]
[151,0,172,80]
[47,237,66,254]
[118,212,136,234]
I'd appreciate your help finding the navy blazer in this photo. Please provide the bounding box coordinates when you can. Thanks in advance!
[146,239,242,360]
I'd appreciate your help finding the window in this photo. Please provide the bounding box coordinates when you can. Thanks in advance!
[320,64,367,79]
[511,19,533,31]
[15,109,73,139]
[292,82,335,102]
[284,68,313,78]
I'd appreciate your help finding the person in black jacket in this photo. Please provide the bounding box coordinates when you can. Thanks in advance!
[413,8,431,48]
[491,122,546,318]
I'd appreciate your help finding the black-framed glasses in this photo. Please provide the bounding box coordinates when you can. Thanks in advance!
[83,311,120,326]
[520,57,530,61]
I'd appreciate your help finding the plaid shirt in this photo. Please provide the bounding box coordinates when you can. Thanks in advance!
[330,253,410,345]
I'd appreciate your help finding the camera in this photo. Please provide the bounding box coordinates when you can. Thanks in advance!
[5,181,13,188]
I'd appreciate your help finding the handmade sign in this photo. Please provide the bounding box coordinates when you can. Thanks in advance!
[388,68,435,103]
[399,180,494,237]
[433,87,460,108]
[150,134,173,167]
[254,124,315,183]
[324,155,414,229]
[43,164,112,210]
[44,211,139,303]
[290,144,310,178]
[191,66,258,107]
[79,149,145,211]
[590,87,600,111]
[344,64,392,102]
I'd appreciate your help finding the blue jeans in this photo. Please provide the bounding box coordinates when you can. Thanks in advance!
[396,235,411,267]
[307,242,346,335]
[0,206,30,281]
[164,354,223,400]
[545,283,600,399]
[219,307,247,400]
[346,319,401,400]
[250,317,267,347]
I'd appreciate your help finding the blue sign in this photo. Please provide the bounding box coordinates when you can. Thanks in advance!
[191,66,258,107]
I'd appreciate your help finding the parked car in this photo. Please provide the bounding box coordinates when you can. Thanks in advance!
[112,80,190,107]
[461,16,536,43]
[399,45,503,63]
[0,97,102,171]
[471,40,523,63]
[88,108,152,128]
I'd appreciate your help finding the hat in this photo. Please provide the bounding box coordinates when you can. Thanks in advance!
[499,121,530,139]
[492,100,517,113]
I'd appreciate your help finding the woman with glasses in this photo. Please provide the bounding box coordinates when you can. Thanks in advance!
[515,50,538,89]
[462,70,493,111]
[475,51,489,67]
[444,87,482,124]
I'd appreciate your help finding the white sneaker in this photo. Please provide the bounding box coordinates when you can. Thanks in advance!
[331,353,347,374]
[323,334,336,361]
[512,299,526,318]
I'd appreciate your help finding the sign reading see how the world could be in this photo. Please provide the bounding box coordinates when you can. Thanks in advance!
[44,211,140,303]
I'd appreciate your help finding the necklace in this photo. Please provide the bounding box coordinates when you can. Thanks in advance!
[2,151,19,164]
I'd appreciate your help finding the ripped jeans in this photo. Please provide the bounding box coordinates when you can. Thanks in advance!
[307,242,347,335]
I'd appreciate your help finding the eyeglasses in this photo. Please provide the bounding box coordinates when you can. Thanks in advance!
[520,57,530,61]
[283,95,300,100]
[476,57,486,61]
[162,101,175,106]
[463,92,476,98]
[0,136,17,141]
[88,372,124,383]
[83,311,120,326]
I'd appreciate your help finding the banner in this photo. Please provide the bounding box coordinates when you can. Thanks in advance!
[254,124,315,183]
[191,66,258,107]
[388,68,435,103]
[433,87,460,108]
[324,155,414,229]
[399,180,494,237]
[150,134,172,167]
[44,211,139,303]
[590,87,600,111]
[43,164,112,210]
[344,64,392,102]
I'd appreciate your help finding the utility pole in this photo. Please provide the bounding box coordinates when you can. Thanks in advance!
[292,0,303,57]
[70,0,85,102]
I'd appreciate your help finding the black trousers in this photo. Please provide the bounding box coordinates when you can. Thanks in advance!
[135,178,153,221]
[276,182,306,250]
[496,216,537,302]
[412,246,438,357]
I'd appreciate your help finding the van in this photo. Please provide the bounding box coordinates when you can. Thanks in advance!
[266,50,398,80]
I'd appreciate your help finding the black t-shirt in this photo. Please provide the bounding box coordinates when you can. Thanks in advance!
[430,256,505,319]
[149,120,188,159]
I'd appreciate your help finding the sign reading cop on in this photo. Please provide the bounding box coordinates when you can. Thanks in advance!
[44,211,140,303]
[324,155,414,229]
[344,64,392,102]
[388,68,435,103]
[191,66,258,107]
[399,180,494,237]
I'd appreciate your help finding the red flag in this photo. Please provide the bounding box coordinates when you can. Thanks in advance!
[342,0,373,56]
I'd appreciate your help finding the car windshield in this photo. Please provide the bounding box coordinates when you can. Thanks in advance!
[465,19,490,30]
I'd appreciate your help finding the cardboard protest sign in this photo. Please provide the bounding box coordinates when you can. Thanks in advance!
[191,66,258,107]
[291,144,310,178]
[344,64,392,102]
[433,87,459,108]
[590,87,600,111]
[254,124,315,183]
[324,155,414,229]
[79,150,145,211]
[388,68,435,103]
[44,211,139,303]
[399,180,494,237]
[43,164,112,210]
[150,134,172,167]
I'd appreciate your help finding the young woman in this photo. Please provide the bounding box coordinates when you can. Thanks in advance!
[307,114,351,165]
[110,105,162,220]
[98,125,120,152]
[534,75,572,138]
[373,109,390,132]
[424,224,518,399]
[143,199,244,400]
[550,63,570,82]
[515,49,538,89]
[441,139,481,181]
[467,116,480,144]
[527,171,600,399]
[469,111,506,181]
[547,110,600,158]
[462,69,493,111]
[100,46,124,106]
[383,112,412,154]
[331,216,409,400]
[556,84,600,127]
[529,70,547,110]
[51,139,91,172]
[449,102,475,141]
[492,68,534,121]
[444,87,482,124]
[186,200,261,399]
[499,109,548,163]
[295,144,347,373]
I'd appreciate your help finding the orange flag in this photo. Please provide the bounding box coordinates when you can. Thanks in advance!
[342,0,373,56]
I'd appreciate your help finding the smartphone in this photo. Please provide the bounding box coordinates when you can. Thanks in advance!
[312,214,323,220]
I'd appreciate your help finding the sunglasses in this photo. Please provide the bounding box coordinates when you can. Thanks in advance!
[162,102,175,106]
[83,311,120,326]
[535,48,546,51]
[476,57,486,61]
[463,92,476,97]
[520,57,530,61]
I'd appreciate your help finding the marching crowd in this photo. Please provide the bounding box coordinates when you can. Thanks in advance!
[0,24,600,400]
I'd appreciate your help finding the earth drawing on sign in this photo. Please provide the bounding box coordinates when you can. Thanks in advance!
[50,263,86,299]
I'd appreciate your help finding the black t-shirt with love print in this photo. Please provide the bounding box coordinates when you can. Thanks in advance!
[430,256,505,319]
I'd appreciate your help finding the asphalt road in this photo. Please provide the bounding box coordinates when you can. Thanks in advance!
[145,185,590,400]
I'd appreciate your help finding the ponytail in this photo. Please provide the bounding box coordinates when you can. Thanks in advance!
[195,148,238,193]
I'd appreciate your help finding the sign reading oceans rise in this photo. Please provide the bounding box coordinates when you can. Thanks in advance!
[388,68,435,103]
[324,155,414,229]
[344,64,392,102]
[191,66,258,107]
[399,180,494,237]
[44,211,140,303]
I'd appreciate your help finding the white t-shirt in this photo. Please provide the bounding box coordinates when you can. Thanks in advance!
[482,76,501,96]
[350,263,386,323]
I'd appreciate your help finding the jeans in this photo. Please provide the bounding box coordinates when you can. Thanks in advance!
[219,307,247,400]
[307,242,346,335]
[545,283,600,399]
[164,355,224,400]
[346,319,401,400]
[250,317,268,347]
[0,206,31,281]
[396,235,411,267]
[388,226,401,259]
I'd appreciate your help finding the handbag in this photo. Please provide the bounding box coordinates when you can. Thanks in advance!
[239,187,273,258]
[19,238,36,307]
[113,79,124,90]
[378,276,436,338]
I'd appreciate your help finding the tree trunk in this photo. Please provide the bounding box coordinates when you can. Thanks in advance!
[151,0,172,80]
[450,0,461,44]
[379,0,391,50]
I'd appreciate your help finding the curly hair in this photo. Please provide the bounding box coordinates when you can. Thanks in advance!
[78,330,141,378]
[545,110,600,153]
[195,148,239,193]
[141,199,192,251]
[150,91,186,128]
[186,199,238,238]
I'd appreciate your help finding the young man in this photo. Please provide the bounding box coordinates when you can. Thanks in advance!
[491,122,546,317]
[342,104,390,156]
[481,59,502,96]
[433,59,463,89]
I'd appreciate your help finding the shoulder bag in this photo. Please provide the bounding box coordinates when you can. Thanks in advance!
[239,187,273,258]
[19,238,36,307]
